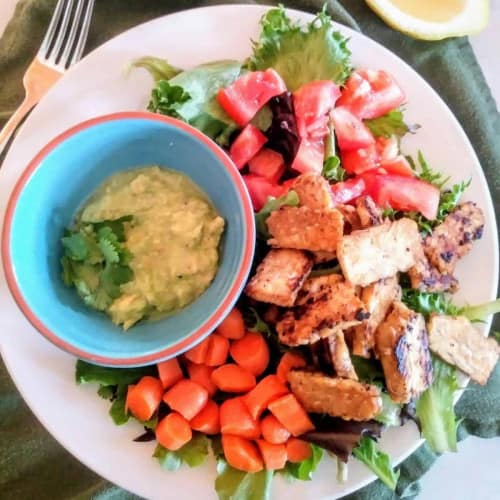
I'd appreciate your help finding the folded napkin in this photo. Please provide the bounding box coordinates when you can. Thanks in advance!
[0,1,499,499]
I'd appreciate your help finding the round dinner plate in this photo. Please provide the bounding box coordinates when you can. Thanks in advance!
[0,5,498,499]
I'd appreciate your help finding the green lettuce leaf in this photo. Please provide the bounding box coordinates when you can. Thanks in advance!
[255,190,300,239]
[154,433,210,471]
[130,56,181,82]
[147,60,242,145]
[322,155,345,182]
[215,458,274,500]
[248,6,351,90]
[351,356,384,383]
[282,444,323,481]
[416,357,459,453]
[375,392,402,427]
[353,437,400,490]
[461,298,500,322]
[75,360,156,386]
[109,385,130,425]
[401,289,461,318]
[364,109,409,138]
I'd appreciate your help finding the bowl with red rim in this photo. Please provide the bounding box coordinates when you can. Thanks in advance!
[1,111,255,367]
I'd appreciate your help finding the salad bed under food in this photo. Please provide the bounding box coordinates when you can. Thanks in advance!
[75,6,500,498]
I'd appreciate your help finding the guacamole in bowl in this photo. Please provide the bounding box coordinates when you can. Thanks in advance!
[61,166,225,329]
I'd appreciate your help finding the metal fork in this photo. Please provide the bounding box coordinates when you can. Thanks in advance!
[0,0,95,152]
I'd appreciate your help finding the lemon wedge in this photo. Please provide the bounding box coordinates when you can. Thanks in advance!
[365,0,489,40]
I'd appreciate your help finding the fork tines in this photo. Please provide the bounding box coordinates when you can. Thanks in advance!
[38,0,95,70]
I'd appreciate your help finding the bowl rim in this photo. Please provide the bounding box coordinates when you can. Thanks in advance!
[1,111,256,366]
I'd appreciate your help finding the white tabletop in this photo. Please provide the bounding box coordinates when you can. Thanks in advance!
[0,1,498,499]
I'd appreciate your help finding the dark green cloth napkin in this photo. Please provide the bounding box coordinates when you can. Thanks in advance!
[1,1,499,499]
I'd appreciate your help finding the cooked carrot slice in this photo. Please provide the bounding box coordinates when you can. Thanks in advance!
[184,336,211,364]
[216,308,246,340]
[276,351,307,384]
[243,375,289,420]
[222,435,263,473]
[268,394,314,436]
[229,331,270,376]
[220,397,260,439]
[261,414,291,444]
[156,412,192,451]
[256,439,288,470]
[211,364,256,393]
[186,362,218,397]
[286,438,312,462]
[190,399,220,435]
[157,358,184,389]
[126,376,163,421]
[163,379,208,421]
[205,334,230,367]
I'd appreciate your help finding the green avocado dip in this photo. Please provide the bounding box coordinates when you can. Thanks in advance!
[60,166,225,329]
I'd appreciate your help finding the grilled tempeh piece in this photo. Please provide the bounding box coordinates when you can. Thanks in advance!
[356,196,383,228]
[408,247,458,293]
[293,173,334,210]
[287,370,382,421]
[375,301,433,403]
[352,277,401,358]
[267,206,344,252]
[324,331,358,380]
[337,218,421,287]
[423,202,484,275]
[428,314,499,385]
[277,275,367,346]
[245,249,313,307]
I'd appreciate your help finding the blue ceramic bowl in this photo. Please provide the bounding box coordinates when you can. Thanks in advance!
[2,112,255,367]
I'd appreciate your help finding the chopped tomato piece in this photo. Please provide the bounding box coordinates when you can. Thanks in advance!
[330,177,366,205]
[248,148,285,183]
[242,174,282,211]
[217,69,287,126]
[290,139,324,174]
[293,80,341,139]
[341,144,379,175]
[337,69,405,119]
[330,106,375,151]
[230,124,267,169]
[362,172,440,220]
[379,155,415,177]
[375,135,399,162]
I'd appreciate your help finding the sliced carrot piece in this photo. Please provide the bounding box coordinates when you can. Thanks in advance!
[243,375,289,420]
[261,414,291,444]
[229,331,270,376]
[220,397,260,439]
[126,376,163,421]
[211,364,256,393]
[276,351,307,384]
[205,334,230,367]
[216,308,246,340]
[268,394,314,436]
[184,336,211,364]
[156,412,192,451]
[256,439,288,470]
[222,435,264,473]
[163,379,208,421]
[286,438,312,463]
[124,384,135,414]
[157,358,184,389]
[189,399,220,435]
[186,362,218,397]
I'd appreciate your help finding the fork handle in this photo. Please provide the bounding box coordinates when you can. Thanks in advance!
[0,95,37,147]
[0,59,63,152]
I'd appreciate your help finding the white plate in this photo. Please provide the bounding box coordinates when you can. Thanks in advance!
[0,5,498,499]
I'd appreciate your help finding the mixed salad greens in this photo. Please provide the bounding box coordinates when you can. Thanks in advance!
[75,5,500,498]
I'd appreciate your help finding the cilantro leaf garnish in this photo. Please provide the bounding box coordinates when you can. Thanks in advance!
[61,216,134,313]
[364,109,411,138]
[247,5,352,90]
